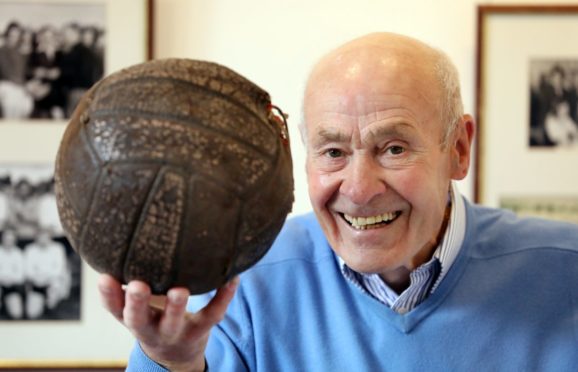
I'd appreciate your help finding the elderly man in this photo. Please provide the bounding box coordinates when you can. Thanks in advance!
[99,33,578,371]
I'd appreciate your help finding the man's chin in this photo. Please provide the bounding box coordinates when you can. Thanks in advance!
[337,246,398,272]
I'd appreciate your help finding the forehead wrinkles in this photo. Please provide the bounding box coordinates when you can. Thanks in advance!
[311,90,425,116]
[310,108,420,149]
[308,62,439,117]
[310,93,427,129]
[304,45,444,144]
[363,122,417,144]
[357,111,421,148]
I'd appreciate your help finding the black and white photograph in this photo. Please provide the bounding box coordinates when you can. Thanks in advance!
[0,164,80,321]
[529,59,578,148]
[0,1,105,121]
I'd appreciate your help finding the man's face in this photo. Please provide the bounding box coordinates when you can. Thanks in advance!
[304,53,467,283]
[63,26,79,47]
[6,27,21,46]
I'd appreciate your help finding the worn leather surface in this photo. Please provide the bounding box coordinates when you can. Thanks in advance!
[55,59,294,294]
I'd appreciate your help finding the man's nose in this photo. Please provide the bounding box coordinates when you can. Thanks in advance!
[339,155,386,205]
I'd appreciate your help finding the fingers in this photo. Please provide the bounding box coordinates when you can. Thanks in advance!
[197,276,240,331]
[123,280,154,339]
[99,273,240,355]
[99,276,172,345]
[98,274,125,321]
[158,287,190,338]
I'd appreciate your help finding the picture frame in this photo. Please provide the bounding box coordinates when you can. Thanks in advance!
[0,164,81,323]
[0,361,124,371]
[475,5,578,221]
[0,0,153,367]
[0,0,153,123]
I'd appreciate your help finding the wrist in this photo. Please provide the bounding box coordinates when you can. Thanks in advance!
[139,343,206,372]
[158,359,206,372]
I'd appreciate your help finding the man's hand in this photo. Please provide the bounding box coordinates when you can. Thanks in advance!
[98,274,239,372]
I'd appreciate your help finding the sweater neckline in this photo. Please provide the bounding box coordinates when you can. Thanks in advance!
[343,199,476,333]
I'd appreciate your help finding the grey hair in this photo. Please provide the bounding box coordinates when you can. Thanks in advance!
[432,48,464,148]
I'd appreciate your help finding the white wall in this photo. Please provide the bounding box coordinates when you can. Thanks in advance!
[1,0,575,364]
[153,0,578,216]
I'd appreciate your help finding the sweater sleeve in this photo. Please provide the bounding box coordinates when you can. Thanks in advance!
[126,342,170,372]
[203,326,251,371]
[188,289,253,371]
[125,330,250,372]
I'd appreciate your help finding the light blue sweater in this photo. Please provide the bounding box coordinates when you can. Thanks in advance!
[128,201,578,371]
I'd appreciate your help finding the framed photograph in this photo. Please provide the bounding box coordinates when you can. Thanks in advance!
[0,0,153,122]
[475,5,578,222]
[0,164,81,322]
[0,0,152,367]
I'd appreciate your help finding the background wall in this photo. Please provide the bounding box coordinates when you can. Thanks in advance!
[152,0,577,216]
[1,0,574,364]
[154,0,481,215]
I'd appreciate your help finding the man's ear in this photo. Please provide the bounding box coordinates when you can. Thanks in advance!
[450,114,475,180]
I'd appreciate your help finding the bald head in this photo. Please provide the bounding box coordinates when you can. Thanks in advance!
[303,32,463,147]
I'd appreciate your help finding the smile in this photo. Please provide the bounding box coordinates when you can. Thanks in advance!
[341,211,401,230]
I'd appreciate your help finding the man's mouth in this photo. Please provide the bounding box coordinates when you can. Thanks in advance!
[341,211,401,230]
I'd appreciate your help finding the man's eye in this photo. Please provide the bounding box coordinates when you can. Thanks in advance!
[386,145,405,155]
[326,148,343,158]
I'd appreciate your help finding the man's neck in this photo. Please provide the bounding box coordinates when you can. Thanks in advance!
[378,202,452,293]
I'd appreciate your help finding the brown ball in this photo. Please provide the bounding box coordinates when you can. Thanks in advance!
[54,59,294,294]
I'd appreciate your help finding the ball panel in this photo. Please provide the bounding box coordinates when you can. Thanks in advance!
[124,168,185,293]
[54,178,81,250]
[175,177,240,294]
[91,78,279,158]
[81,163,159,278]
[102,59,271,121]
[55,97,101,252]
[56,125,101,217]
[233,142,294,274]
[232,211,287,276]
[86,114,273,195]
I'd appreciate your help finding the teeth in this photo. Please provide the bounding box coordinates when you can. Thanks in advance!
[343,212,399,229]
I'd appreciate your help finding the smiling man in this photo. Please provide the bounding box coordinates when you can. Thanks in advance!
[102,33,578,371]
[303,34,472,300]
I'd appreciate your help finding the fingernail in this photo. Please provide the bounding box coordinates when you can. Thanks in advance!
[129,288,145,301]
[227,276,240,290]
[168,291,186,305]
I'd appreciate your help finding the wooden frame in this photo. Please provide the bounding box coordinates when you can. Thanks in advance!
[475,5,578,218]
[0,361,124,371]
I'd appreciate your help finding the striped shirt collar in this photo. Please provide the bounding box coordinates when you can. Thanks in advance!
[338,182,467,313]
